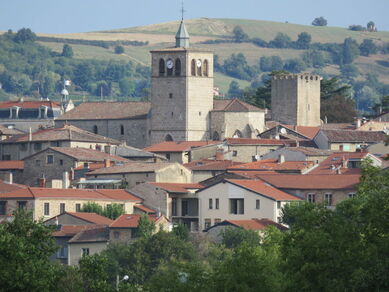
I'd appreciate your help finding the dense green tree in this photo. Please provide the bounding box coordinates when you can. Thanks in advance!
[312,17,327,26]
[137,213,156,239]
[13,28,36,43]
[348,24,365,31]
[321,94,357,123]
[320,77,351,100]
[232,26,249,43]
[342,37,360,64]
[61,44,74,58]
[79,253,114,292]
[221,227,260,248]
[80,202,124,219]
[0,211,58,292]
[118,77,135,96]
[223,53,256,80]
[296,32,312,49]
[340,64,360,80]
[114,45,125,54]
[283,58,306,73]
[259,56,283,72]
[367,21,376,32]
[227,80,243,98]
[269,33,292,48]
[359,39,378,56]
[302,49,327,68]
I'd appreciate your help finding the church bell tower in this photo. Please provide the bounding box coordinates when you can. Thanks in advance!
[148,20,214,144]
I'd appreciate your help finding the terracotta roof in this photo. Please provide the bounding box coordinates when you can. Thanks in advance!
[149,182,203,193]
[0,125,24,135]
[224,138,295,146]
[0,160,24,170]
[1,125,120,144]
[74,162,106,171]
[134,205,156,214]
[0,187,142,201]
[0,100,60,109]
[283,125,321,140]
[87,162,182,175]
[0,180,27,193]
[228,159,315,172]
[34,147,129,163]
[184,159,243,171]
[68,225,109,243]
[320,123,355,130]
[224,218,288,231]
[257,174,361,190]
[228,170,278,178]
[110,214,159,228]
[281,147,333,156]
[213,99,263,112]
[52,225,91,237]
[227,179,302,201]
[144,141,220,153]
[320,129,387,142]
[56,102,150,120]
[65,212,113,225]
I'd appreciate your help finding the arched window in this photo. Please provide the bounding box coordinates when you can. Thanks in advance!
[191,59,196,76]
[233,130,242,138]
[175,58,181,76]
[120,125,124,135]
[165,134,173,141]
[197,60,202,76]
[93,125,98,134]
[203,59,209,76]
[212,131,220,141]
[159,59,165,76]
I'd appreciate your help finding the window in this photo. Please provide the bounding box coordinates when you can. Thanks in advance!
[120,125,124,135]
[277,201,282,209]
[209,198,213,209]
[81,248,89,256]
[203,59,209,76]
[44,203,50,216]
[18,201,27,210]
[172,198,177,216]
[214,218,221,224]
[348,193,356,199]
[175,58,181,76]
[324,193,333,206]
[114,231,120,239]
[19,143,27,151]
[159,58,165,76]
[34,143,42,151]
[0,201,6,215]
[59,159,63,166]
[191,59,196,76]
[199,111,201,116]
[165,134,173,141]
[307,193,316,203]
[232,150,238,157]
[60,203,65,214]
[169,93,173,99]
[47,155,54,164]
[182,200,188,216]
[256,199,260,210]
[35,159,41,166]
[76,203,81,212]
[50,141,60,147]
[2,155,11,161]
[215,198,219,209]
[230,199,244,215]
[57,246,68,259]
[166,153,171,160]
[204,219,211,229]
[93,125,98,134]
[212,131,220,141]
[197,60,202,76]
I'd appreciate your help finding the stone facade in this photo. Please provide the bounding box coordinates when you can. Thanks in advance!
[271,74,321,127]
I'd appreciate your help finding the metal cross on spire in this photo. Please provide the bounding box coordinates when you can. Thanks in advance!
[180,0,185,21]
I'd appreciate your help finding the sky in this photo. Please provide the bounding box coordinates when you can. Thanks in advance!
[0,0,388,34]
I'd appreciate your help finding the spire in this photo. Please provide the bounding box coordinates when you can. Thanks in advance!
[175,1,189,48]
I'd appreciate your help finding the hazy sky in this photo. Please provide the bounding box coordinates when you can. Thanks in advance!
[0,0,388,33]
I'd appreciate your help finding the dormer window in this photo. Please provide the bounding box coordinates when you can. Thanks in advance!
[10,106,20,119]
[39,106,48,119]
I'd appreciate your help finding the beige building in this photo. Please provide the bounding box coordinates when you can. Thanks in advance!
[196,179,301,230]
[0,187,142,221]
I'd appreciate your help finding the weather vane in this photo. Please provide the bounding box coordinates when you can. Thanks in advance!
[181,0,185,21]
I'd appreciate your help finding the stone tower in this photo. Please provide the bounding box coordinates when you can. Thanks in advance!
[149,20,214,144]
[271,73,321,127]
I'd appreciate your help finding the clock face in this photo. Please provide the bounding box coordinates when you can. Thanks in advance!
[166,59,174,69]
[196,59,202,67]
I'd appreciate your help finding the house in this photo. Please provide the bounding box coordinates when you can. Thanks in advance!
[0,187,142,221]
[261,147,333,163]
[86,162,192,189]
[205,218,288,243]
[308,152,382,175]
[196,179,301,230]
[109,213,170,243]
[0,124,121,160]
[0,99,62,132]
[0,160,24,183]
[0,124,24,140]
[21,147,129,187]
[130,182,203,231]
[257,174,360,207]
[223,138,297,162]
[313,129,387,151]
[144,141,222,163]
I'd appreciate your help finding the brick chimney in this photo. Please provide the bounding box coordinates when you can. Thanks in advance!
[104,159,111,168]
[279,154,285,164]
[215,149,224,161]
[38,177,46,187]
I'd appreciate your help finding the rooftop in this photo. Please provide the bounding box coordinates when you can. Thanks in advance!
[224,138,295,146]
[228,159,315,172]
[0,160,24,170]
[184,158,243,171]
[87,162,182,175]
[110,214,159,228]
[222,218,288,231]
[144,141,220,153]
[68,225,109,243]
[0,125,24,136]
[56,102,150,120]
[0,180,27,193]
[320,129,387,142]
[149,182,203,193]
[213,99,264,112]
[0,100,60,109]
[64,212,113,225]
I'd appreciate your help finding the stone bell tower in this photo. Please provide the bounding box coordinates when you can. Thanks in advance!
[148,20,214,144]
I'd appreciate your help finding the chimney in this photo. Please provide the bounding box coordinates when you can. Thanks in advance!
[38,177,46,188]
[342,157,348,169]
[104,159,111,168]
[356,119,361,128]
[279,154,285,164]
[336,167,342,175]
[4,172,13,184]
[62,171,70,189]
[215,149,224,161]
[28,127,32,141]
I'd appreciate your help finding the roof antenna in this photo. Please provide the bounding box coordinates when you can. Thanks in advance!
[181,0,185,21]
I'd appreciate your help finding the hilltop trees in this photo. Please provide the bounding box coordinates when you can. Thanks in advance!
[61,44,73,58]
[232,26,249,43]
[312,17,327,26]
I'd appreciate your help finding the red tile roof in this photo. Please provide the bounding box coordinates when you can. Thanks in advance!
[0,187,142,201]
[0,100,60,109]
[283,125,321,140]
[144,141,220,153]
[68,225,109,243]
[0,180,27,193]
[184,159,243,171]
[65,212,113,225]
[0,160,24,170]
[228,159,314,172]
[227,179,302,201]
[320,129,387,142]
[0,125,24,136]
[134,204,156,214]
[110,214,159,228]
[224,138,295,145]
[224,218,288,231]
[257,174,361,190]
[87,162,182,175]
[57,102,150,120]
[149,182,204,193]
[52,225,90,237]
[213,99,263,112]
